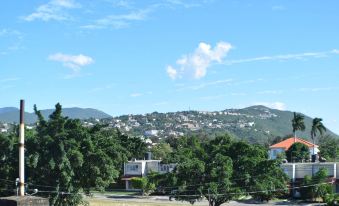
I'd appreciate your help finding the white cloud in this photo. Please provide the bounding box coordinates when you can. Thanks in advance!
[166,66,178,80]
[165,0,201,8]
[257,90,283,95]
[88,84,114,93]
[332,49,339,54]
[110,0,134,8]
[231,92,247,96]
[49,53,94,71]
[0,29,20,37]
[200,94,227,101]
[0,85,15,91]
[223,51,331,65]
[153,101,169,106]
[167,42,232,79]
[254,102,286,110]
[80,1,212,30]
[81,9,150,29]
[0,77,21,82]
[129,91,153,97]
[130,93,143,97]
[298,87,339,92]
[54,0,79,8]
[0,29,24,55]
[23,0,80,22]
[176,79,233,91]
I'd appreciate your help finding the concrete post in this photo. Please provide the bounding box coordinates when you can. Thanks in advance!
[292,164,295,197]
[19,100,25,196]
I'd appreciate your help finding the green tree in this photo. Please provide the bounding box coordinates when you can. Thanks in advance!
[300,175,313,200]
[312,168,333,201]
[116,130,147,160]
[319,135,339,161]
[250,160,288,202]
[151,143,173,161]
[205,154,236,206]
[311,118,326,155]
[300,168,333,202]
[0,103,147,205]
[131,177,156,196]
[169,134,287,206]
[323,193,339,206]
[226,142,267,189]
[0,133,18,196]
[26,104,84,205]
[171,157,206,205]
[291,112,305,140]
[285,142,310,162]
[27,104,127,205]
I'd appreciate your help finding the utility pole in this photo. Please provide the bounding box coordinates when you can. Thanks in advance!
[19,100,25,196]
[208,188,211,206]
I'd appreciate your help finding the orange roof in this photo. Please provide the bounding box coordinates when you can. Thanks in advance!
[269,137,318,151]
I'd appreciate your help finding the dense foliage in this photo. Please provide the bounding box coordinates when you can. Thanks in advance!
[311,118,327,155]
[319,135,339,161]
[164,134,289,206]
[300,168,333,201]
[130,177,155,196]
[285,142,310,162]
[291,112,306,138]
[0,103,147,205]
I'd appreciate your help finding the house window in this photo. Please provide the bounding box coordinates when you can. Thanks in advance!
[127,164,139,171]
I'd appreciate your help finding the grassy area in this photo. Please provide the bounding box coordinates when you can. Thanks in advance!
[88,199,192,206]
[90,191,138,196]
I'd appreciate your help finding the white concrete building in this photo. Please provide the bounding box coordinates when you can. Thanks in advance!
[122,159,176,190]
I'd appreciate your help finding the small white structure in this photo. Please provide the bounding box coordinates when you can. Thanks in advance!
[144,130,159,137]
[269,137,319,160]
[0,128,8,133]
[122,158,176,190]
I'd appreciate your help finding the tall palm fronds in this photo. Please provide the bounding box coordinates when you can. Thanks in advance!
[291,112,306,142]
[311,118,326,155]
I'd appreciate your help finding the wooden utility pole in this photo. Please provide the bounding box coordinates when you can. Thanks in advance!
[19,100,25,196]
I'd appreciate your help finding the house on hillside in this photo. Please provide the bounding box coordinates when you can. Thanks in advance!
[122,156,176,190]
[269,137,319,160]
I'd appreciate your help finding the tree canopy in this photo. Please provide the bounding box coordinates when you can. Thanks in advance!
[167,134,288,206]
[291,112,305,137]
[319,135,339,161]
[0,103,148,205]
[285,142,310,163]
[311,118,326,155]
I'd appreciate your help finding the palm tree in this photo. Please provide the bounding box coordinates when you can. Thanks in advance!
[311,118,326,155]
[291,112,306,142]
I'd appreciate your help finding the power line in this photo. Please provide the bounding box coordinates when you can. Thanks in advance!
[169,181,334,198]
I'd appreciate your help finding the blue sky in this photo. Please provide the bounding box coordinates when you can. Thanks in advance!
[1,0,339,134]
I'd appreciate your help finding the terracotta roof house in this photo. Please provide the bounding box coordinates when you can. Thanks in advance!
[269,137,319,160]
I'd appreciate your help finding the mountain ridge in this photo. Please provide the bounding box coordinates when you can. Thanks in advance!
[0,107,112,123]
[100,105,338,144]
[1,105,337,144]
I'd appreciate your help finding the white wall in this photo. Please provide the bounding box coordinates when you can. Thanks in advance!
[145,161,159,175]
[282,163,338,180]
[124,162,143,176]
[309,147,319,155]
